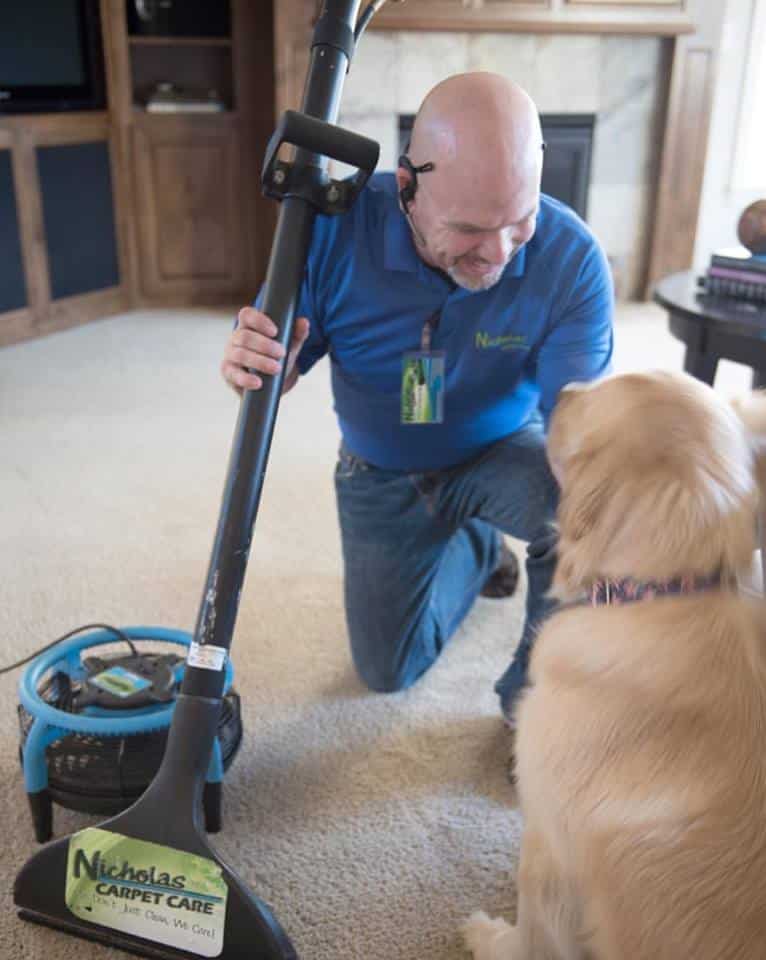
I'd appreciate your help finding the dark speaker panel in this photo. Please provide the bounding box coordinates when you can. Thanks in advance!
[0,149,28,313]
[37,140,119,300]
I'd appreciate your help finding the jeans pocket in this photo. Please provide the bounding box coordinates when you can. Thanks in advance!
[335,446,367,480]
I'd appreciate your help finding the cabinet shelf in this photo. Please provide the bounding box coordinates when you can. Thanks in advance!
[128,36,232,47]
[129,42,234,111]
[131,108,238,129]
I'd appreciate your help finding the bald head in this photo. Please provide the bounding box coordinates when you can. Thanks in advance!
[408,73,543,202]
[397,73,544,291]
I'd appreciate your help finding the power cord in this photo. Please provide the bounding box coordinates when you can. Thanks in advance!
[0,623,138,675]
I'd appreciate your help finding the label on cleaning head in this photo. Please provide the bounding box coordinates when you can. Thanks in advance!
[65,827,227,957]
[187,642,227,672]
[90,666,151,698]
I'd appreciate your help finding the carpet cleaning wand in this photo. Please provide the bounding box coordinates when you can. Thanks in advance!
[13,2,387,957]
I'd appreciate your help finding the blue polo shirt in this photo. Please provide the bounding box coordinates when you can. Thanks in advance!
[288,172,613,471]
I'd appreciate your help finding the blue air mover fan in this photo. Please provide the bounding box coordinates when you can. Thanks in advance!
[17,626,241,843]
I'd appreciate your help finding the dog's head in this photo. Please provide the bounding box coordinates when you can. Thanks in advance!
[547,371,766,597]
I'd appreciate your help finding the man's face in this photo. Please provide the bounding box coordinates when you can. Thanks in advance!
[404,163,541,292]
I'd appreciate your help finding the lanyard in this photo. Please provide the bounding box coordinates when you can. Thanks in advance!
[420,310,441,352]
[404,309,446,425]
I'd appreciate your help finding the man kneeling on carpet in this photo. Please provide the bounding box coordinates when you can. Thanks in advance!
[221,72,614,724]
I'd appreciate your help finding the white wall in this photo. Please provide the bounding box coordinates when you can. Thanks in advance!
[694,0,765,266]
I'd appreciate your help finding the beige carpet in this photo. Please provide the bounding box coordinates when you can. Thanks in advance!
[0,303,751,959]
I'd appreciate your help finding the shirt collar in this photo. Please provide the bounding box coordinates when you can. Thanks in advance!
[383,207,528,282]
[384,207,419,273]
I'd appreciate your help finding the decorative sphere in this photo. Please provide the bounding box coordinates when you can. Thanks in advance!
[737,199,766,254]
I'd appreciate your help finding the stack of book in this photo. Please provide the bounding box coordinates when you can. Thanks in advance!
[700,246,766,303]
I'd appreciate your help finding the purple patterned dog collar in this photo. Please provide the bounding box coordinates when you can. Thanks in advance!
[590,572,723,606]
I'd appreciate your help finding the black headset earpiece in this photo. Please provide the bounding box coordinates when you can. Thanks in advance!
[398,153,434,212]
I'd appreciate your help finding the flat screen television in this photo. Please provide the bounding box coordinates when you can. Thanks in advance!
[0,0,106,114]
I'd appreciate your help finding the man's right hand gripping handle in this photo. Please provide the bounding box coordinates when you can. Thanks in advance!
[221,306,310,396]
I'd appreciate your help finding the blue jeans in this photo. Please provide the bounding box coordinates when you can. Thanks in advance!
[334,422,560,718]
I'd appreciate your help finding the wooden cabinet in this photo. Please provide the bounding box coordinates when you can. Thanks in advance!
[0,112,127,347]
[132,114,246,300]
[0,0,275,345]
[108,0,275,306]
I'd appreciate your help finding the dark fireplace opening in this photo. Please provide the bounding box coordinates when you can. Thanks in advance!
[398,113,595,222]
[540,114,595,221]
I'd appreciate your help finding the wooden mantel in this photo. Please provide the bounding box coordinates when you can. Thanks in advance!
[275,0,725,297]
[369,0,696,36]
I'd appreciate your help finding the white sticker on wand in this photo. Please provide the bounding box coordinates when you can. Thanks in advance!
[187,642,227,671]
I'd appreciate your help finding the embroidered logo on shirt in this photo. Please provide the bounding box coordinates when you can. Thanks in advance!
[474,331,528,351]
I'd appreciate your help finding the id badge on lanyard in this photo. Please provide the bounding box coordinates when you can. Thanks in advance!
[401,311,445,425]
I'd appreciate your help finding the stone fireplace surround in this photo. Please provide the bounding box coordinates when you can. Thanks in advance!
[338,31,670,300]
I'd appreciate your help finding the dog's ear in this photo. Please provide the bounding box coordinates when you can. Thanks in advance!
[732,390,766,489]
[553,457,613,595]
[558,460,611,541]
[733,390,766,444]
[547,385,595,483]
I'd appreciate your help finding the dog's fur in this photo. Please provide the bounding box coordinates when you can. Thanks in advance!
[463,371,766,960]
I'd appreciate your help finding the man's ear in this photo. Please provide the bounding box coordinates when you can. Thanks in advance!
[396,165,415,213]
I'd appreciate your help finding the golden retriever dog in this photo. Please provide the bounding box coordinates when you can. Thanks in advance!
[463,370,766,960]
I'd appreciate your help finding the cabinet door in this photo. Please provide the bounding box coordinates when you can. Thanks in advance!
[132,117,245,300]
[0,148,27,314]
[37,141,120,300]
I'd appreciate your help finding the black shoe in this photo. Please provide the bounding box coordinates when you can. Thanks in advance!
[480,539,520,599]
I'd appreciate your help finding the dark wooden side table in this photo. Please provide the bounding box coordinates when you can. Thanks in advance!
[653,270,766,388]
